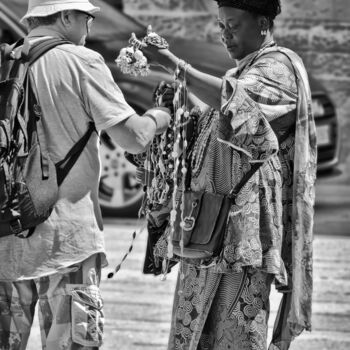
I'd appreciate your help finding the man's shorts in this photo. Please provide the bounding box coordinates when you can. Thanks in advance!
[0,253,104,350]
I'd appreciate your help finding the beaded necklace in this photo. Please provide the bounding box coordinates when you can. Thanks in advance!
[167,82,190,265]
[144,122,175,209]
[190,108,218,179]
[114,28,196,280]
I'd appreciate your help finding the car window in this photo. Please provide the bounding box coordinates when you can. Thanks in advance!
[0,27,15,44]
[0,11,22,43]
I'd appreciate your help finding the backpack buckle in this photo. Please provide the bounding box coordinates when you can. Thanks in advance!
[9,50,16,60]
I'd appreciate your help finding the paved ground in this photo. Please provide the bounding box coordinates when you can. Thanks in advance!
[26,178,350,350]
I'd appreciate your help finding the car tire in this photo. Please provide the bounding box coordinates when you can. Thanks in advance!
[100,196,143,218]
[98,131,145,218]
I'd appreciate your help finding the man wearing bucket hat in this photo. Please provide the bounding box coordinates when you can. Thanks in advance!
[0,0,171,349]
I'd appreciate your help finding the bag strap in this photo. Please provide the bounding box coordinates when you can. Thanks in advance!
[26,37,96,185]
[22,38,71,179]
[4,37,70,69]
[185,114,295,200]
[24,37,95,238]
[27,37,71,65]
[28,71,96,185]
[229,122,294,199]
[227,48,300,200]
[55,122,96,186]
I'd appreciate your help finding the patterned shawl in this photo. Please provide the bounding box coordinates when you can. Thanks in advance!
[261,46,317,349]
[151,41,317,349]
[220,43,317,348]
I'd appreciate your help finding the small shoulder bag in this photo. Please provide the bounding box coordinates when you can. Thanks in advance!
[172,121,294,260]
[172,162,263,259]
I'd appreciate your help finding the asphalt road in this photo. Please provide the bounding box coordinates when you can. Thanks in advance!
[26,173,350,350]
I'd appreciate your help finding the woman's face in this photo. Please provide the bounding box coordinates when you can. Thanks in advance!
[218,7,265,60]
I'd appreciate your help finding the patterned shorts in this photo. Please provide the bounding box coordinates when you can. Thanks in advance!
[0,254,104,350]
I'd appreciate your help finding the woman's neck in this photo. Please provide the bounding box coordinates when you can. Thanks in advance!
[236,33,275,68]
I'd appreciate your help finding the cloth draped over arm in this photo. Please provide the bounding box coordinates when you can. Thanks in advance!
[267,48,317,350]
[219,47,317,350]
[218,77,280,162]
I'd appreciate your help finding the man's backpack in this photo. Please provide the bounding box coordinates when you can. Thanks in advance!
[0,37,95,238]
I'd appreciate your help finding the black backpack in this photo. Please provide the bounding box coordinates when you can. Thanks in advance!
[0,37,95,238]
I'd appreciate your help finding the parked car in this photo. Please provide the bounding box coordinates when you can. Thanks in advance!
[0,0,340,217]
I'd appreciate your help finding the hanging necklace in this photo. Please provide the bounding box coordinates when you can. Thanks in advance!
[115,28,196,282]
[190,108,218,179]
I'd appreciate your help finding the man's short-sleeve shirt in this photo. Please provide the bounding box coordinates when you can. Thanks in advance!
[0,36,135,280]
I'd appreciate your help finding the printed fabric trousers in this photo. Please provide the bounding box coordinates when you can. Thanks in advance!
[0,254,104,350]
[169,264,274,350]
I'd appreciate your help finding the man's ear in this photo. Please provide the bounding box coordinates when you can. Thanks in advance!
[60,10,73,27]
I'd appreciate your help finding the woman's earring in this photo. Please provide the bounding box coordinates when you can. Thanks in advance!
[261,29,268,36]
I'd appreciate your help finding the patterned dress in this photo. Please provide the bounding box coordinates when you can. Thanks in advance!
[164,42,317,350]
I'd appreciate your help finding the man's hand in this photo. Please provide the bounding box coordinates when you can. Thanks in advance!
[153,81,175,112]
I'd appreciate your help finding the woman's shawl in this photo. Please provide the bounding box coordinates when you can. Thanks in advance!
[220,43,317,349]
[225,45,317,349]
[154,43,316,349]
[264,47,317,350]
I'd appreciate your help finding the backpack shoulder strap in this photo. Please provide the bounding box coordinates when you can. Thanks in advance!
[26,37,84,181]
[28,37,71,65]
[55,123,97,186]
[0,37,69,69]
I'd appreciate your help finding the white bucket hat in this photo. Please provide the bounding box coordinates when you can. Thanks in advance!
[21,0,100,23]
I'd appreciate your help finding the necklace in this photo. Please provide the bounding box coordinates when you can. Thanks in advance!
[190,109,217,179]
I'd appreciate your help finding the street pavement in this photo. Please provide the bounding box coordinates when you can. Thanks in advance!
[26,175,350,350]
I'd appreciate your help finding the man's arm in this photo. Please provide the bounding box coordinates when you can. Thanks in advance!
[143,48,223,110]
[105,107,171,154]
[78,51,171,154]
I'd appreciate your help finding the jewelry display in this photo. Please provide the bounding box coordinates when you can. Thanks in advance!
[115,34,150,76]
[143,25,169,49]
[175,59,192,82]
[115,25,169,77]
[120,28,199,281]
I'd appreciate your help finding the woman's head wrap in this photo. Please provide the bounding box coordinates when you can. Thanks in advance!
[214,0,281,19]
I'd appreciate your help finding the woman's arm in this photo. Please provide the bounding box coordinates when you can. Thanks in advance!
[187,92,210,113]
[185,64,222,111]
[144,48,223,111]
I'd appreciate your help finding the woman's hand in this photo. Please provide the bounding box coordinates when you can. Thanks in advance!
[135,25,178,73]
[142,44,172,69]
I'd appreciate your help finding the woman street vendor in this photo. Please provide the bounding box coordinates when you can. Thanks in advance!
[140,1,317,349]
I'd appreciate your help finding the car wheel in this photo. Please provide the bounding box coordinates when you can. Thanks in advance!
[99,132,144,217]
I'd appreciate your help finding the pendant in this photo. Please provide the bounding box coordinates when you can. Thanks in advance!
[181,216,196,231]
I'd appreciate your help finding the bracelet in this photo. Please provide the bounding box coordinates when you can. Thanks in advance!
[153,106,171,114]
[143,113,158,128]
[175,59,191,82]
[143,107,171,133]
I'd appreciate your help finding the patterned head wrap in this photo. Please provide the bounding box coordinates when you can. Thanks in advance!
[214,0,281,19]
